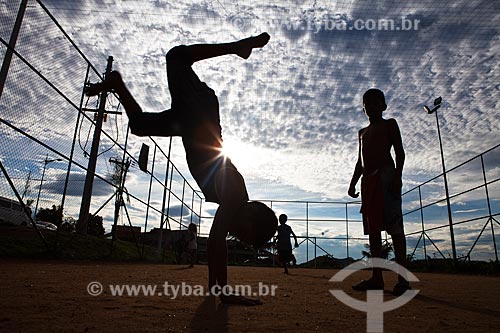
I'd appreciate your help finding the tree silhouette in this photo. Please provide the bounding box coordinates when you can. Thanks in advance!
[87,214,105,237]
[36,205,63,226]
[60,217,77,233]
[362,240,393,259]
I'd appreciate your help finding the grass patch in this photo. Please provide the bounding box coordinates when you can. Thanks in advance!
[0,226,175,263]
[297,254,500,275]
[408,258,500,276]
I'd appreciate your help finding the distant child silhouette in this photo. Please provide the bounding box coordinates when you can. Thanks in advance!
[276,214,299,274]
[186,223,198,268]
[86,33,277,305]
[348,88,410,296]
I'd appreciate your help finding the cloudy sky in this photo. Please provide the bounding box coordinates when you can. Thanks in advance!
[36,0,499,195]
[1,0,499,261]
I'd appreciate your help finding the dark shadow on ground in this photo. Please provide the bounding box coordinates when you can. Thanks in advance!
[415,294,500,317]
[190,295,228,333]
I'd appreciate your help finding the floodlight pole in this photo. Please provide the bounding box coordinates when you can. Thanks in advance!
[433,107,457,263]
[34,154,62,219]
[76,56,113,235]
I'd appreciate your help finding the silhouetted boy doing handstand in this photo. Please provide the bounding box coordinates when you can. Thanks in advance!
[86,33,277,305]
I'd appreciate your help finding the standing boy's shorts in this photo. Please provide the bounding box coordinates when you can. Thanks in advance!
[361,167,404,236]
[278,249,294,263]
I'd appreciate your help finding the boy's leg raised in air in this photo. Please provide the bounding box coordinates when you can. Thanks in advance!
[187,33,270,63]
[86,33,270,137]
[85,71,140,117]
[165,33,270,106]
[85,71,183,137]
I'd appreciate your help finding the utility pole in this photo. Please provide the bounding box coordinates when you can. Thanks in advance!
[21,169,32,200]
[109,157,130,243]
[76,56,113,235]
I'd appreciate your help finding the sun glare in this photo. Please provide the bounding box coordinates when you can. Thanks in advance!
[221,137,256,169]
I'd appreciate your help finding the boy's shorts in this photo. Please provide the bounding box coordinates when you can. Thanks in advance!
[278,249,294,263]
[361,167,404,236]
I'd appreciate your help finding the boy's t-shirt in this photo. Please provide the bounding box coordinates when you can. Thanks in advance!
[187,231,198,250]
[277,224,293,251]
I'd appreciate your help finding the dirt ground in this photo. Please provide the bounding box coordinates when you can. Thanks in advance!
[1,259,499,332]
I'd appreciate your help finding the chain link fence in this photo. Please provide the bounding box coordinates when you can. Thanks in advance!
[1,1,498,264]
[0,0,202,258]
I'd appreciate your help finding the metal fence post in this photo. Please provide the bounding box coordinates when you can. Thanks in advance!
[418,186,427,259]
[0,0,27,100]
[345,203,349,258]
[158,139,172,252]
[179,180,186,229]
[314,236,317,268]
[306,202,309,265]
[142,144,157,255]
[481,155,498,262]
[190,191,195,224]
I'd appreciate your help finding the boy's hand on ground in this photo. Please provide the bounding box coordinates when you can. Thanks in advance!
[348,185,359,198]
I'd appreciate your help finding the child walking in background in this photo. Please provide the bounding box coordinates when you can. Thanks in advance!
[187,223,198,268]
[276,214,299,274]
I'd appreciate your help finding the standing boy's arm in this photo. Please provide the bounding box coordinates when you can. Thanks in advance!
[389,119,405,191]
[348,130,363,198]
[291,229,299,247]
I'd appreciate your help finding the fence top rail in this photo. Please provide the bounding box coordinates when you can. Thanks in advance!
[402,176,500,217]
[256,199,362,205]
[402,142,500,196]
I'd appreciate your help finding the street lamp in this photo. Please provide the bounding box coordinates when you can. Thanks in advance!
[33,154,63,219]
[423,96,457,262]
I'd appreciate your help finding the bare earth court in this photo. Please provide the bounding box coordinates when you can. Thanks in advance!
[1,259,499,332]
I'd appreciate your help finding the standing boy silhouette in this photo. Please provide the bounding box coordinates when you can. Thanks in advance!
[348,88,410,296]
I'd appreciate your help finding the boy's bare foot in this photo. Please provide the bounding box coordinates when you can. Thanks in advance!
[85,71,122,96]
[235,32,270,59]
[352,278,384,291]
[392,280,411,296]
